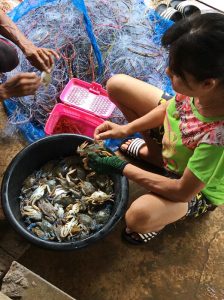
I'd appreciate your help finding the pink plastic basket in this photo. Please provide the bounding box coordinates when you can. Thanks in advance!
[44,103,104,137]
[60,78,116,119]
[45,78,116,137]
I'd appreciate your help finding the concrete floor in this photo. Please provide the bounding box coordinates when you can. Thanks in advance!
[19,182,224,300]
[1,2,224,299]
[0,103,224,300]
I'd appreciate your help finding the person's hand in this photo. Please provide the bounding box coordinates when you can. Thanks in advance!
[88,153,128,175]
[0,73,41,99]
[24,45,59,72]
[94,121,130,140]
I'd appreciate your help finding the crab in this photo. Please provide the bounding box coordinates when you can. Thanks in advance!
[21,205,42,221]
[59,217,79,238]
[76,141,113,158]
[40,60,55,87]
[37,199,57,223]
[41,71,51,87]
[83,191,114,205]
[64,203,81,220]
[79,180,96,196]
[30,184,50,207]
[77,141,113,170]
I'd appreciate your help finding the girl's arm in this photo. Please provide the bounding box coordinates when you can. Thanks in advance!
[126,100,168,135]
[123,164,205,203]
[95,101,169,140]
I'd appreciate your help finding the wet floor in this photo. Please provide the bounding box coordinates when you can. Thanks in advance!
[19,182,224,300]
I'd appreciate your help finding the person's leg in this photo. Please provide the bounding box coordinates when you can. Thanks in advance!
[106,74,164,166]
[106,74,163,119]
[0,39,19,72]
[125,193,188,240]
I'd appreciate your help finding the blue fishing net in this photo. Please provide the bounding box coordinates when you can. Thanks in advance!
[9,0,103,74]
[5,0,103,141]
[4,0,173,144]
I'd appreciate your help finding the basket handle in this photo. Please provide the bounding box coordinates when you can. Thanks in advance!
[89,82,103,95]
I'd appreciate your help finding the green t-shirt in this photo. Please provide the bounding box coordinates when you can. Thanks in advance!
[188,143,224,205]
[162,94,224,205]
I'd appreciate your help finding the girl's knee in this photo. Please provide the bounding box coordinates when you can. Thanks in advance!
[125,200,151,231]
[106,74,129,99]
[125,204,165,233]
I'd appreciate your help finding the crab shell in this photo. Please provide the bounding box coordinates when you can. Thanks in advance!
[84,191,114,205]
[41,71,51,87]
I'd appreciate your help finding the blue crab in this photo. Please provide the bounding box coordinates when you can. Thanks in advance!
[77,141,113,170]
[83,191,114,205]
[21,206,42,221]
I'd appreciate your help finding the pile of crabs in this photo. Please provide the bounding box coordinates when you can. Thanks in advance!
[19,142,115,242]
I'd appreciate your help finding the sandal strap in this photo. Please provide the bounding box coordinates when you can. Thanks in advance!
[138,231,159,243]
[176,1,200,13]
[160,7,179,19]
[126,138,146,158]
[122,228,161,245]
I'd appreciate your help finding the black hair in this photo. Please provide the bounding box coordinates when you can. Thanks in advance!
[162,13,224,83]
[0,38,19,72]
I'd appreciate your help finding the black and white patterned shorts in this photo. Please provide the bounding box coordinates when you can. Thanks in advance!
[163,168,217,218]
[186,192,217,217]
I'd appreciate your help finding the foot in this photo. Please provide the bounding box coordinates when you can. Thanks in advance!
[120,138,149,161]
[119,137,164,167]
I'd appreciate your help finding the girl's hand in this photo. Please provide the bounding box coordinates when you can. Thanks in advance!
[0,73,41,99]
[94,121,130,140]
[24,45,59,72]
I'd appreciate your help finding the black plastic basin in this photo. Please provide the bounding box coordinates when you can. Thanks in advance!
[1,134,129,250]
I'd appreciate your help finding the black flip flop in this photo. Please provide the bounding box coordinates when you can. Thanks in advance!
[122,228,160,245]
[156,3,183,22]
[122,228,144,245]
[170,0,201,17]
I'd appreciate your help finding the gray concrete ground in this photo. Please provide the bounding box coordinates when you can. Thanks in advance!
[0,103,224,300]
[0,2,224,299]
[19,181,224,300]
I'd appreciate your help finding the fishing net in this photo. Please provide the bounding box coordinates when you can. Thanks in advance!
[3,0,173,142]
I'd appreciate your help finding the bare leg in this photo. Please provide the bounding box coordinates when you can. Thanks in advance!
[125,193,188,234]
[106,74,164,167]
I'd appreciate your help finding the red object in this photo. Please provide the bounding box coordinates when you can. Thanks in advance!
[45,78,115,137]
[45,103,104,137]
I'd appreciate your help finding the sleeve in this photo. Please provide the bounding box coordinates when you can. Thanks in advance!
[187,143,224,185]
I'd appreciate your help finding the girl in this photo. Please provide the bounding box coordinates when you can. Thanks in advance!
[88,13,224,244]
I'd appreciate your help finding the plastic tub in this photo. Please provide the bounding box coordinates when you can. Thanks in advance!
[45,78,115,137]
[45,104,104,136]
[1,134,129,250]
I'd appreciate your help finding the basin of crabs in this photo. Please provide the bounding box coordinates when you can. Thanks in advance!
[1,134,129,250]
